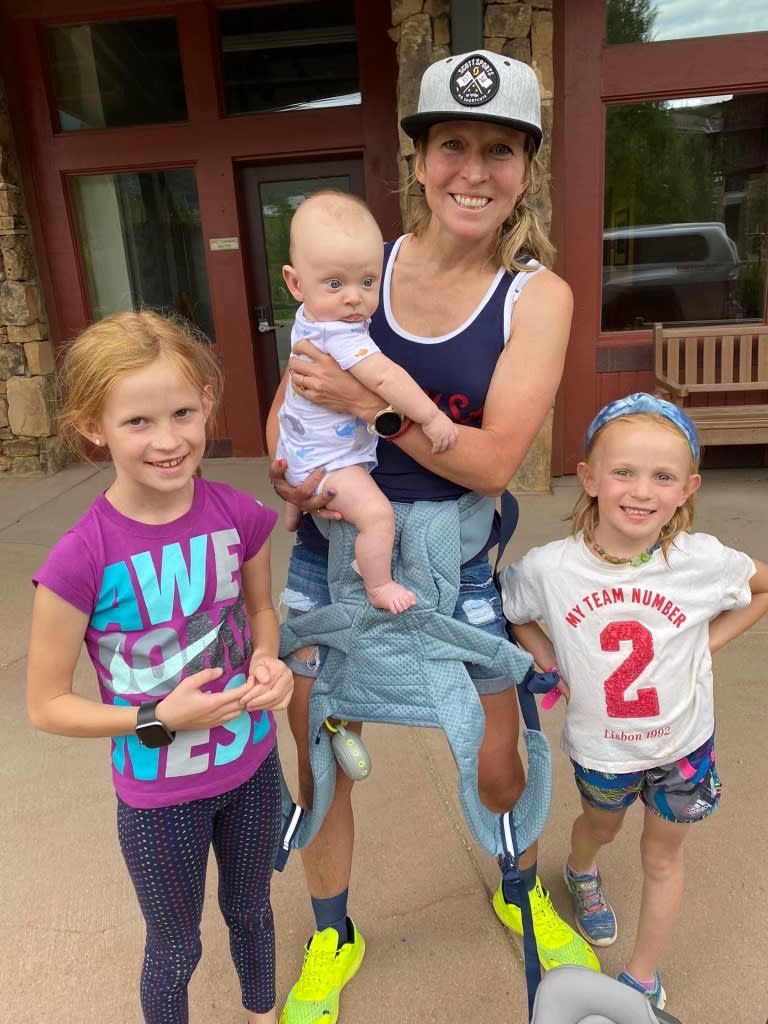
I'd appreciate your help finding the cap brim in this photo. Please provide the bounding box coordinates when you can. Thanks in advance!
[400,110,542,150]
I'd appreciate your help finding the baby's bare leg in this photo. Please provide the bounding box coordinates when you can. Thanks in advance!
[325,465,416,613]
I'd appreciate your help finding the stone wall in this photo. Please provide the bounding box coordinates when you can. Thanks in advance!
[390,0,555,491]
[0,76,64,474]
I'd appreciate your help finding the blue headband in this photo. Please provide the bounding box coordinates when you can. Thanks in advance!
[585,392,700,462]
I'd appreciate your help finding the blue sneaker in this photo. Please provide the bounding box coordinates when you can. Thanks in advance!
[563,864,617,946]
[617,969,667,1009]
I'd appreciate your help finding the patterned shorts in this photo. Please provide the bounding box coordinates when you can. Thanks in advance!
[572,734,720,824]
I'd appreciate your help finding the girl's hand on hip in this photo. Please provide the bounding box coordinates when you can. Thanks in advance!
[269,459,342,519]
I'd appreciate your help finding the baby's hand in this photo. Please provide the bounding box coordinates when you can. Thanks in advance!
[422,409,459,453]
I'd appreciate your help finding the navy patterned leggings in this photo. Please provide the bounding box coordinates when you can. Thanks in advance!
[117,749,281,1023]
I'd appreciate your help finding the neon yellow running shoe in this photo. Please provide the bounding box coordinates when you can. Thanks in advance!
[279,921,365,1024]
[492,877,601,972]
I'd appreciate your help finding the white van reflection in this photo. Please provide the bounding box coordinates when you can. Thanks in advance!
[602,222,740,330]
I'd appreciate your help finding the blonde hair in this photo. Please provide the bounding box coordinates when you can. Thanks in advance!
[570,413,699,559]
[406,133,556,271]
[58,310,223,461]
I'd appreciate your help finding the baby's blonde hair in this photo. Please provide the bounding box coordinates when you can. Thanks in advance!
[570,413,700,559]
[406,134,555,271]
[58,310,223,461]
[288,190,382,264]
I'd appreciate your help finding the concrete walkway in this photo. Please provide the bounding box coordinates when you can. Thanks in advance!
[1,460,766,1023]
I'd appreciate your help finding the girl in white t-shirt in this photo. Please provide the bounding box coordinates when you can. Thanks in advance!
[500,392,768,1010]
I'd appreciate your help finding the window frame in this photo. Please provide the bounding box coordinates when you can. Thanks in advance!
[552,1,768,471]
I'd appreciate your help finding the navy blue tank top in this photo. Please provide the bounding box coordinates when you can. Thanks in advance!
[371,236,525,502]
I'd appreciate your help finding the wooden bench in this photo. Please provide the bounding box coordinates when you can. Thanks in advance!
[653,323,768,447]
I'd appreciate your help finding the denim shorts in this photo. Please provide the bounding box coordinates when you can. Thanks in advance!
[279,538,513,695]
[572,734,720,824]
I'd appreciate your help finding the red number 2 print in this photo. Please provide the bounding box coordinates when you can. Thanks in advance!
[600,620,659,719]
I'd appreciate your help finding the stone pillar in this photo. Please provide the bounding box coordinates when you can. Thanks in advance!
[390,0,556,492]
[0,74,64,474]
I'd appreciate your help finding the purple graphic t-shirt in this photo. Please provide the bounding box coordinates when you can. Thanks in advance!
[33,478,278,809]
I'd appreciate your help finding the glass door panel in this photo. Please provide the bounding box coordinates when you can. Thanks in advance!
[70,167,213,337]
[241,160,365,417]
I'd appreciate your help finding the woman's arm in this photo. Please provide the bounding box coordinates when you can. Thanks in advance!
[709,558,768,654]
[393,270,573,494]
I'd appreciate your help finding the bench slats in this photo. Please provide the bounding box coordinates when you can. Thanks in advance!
[653,323,768,446]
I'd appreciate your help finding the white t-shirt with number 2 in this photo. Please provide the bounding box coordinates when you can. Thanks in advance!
[500,532,754,772]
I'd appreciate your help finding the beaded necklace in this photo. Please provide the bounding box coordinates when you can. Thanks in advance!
[591,539,661,567]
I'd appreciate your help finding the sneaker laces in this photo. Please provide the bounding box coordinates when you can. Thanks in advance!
[570,872,610,917]
[530,882,575,943]
[294,933,341,998]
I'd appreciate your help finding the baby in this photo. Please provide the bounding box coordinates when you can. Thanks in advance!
[276,191,458,612]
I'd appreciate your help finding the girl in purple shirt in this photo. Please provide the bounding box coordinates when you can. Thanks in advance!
[27,310,293,1024]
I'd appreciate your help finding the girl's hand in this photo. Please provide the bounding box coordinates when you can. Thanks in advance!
[269,459,342,520]
[243,656,294,712]
[290,339,376,417]
[157,667,254,732]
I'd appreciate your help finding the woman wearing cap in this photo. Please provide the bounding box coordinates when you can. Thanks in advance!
[269,50,596,1024]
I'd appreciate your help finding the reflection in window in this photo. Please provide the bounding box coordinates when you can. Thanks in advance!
[71,169,214,339]
[606,0,768,46]
[219,0,359,116]
[47,19,186,131]
[602,92,768,330]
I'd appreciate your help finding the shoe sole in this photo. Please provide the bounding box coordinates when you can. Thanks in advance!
[563,867,618,948]
[573,915,618,947]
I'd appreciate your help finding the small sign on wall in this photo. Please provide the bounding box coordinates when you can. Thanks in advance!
[209,237,240,251]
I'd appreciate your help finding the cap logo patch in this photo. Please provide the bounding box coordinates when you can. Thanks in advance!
[449,54,500,107]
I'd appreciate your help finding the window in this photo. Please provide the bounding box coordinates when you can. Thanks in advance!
[218,0,359,117]
[47,18,186,131]
[70,168,213,338]
[602,91,768,330]
[606,0,768,46]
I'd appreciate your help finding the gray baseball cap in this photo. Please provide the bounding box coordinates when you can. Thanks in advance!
[401,50,542,150]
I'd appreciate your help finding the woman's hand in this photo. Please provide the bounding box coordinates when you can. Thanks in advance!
[290,339,377,418]
[269,459,342,520]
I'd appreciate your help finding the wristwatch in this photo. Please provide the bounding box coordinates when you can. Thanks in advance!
[135,699,176,748]
[368,405,404,438]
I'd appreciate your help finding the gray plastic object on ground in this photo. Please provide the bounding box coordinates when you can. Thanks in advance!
[530,967,682,1024]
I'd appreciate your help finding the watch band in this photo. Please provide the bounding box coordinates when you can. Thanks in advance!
[135,699,176,747]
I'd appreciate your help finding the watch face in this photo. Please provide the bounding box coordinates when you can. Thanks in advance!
[375,410,403,437]
[136,721,174,748]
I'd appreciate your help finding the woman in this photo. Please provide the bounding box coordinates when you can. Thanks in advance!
[268,50,597,1024]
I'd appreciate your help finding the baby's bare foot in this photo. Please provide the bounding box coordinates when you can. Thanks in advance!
[367,581,417,613]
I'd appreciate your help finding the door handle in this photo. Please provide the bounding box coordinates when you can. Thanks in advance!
[255,305,286,333]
